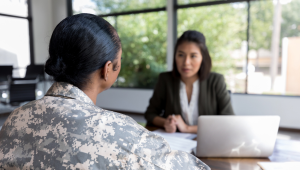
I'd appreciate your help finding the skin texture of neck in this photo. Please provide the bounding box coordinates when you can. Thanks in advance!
[181,74,199,86]
[82,86,101,105]
[181,74,199,104]
[82,69,105,105]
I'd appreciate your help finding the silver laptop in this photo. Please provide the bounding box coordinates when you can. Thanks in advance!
[195,116,280,157]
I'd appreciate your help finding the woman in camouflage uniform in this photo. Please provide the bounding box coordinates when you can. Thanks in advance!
[0,14,210,170]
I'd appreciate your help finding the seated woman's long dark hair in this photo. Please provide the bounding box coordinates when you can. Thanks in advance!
[45,13,121,89]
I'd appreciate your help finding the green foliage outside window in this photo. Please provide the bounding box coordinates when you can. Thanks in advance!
[92,0,165,14]
[115,12,167,88]
[249,1,274,51]
[248,0,300,58]
[178,0,219,5]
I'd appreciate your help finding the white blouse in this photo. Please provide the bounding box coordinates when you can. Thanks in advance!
[179,80,199,126]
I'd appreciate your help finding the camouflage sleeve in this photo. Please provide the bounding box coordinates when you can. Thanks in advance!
[0,102,210,170]
[126,117,210,170]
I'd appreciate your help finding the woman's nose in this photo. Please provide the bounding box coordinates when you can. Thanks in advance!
[184,56,191,65]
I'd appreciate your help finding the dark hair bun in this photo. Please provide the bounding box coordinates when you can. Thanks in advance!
[45,56,66,78]
[45,13,121,89]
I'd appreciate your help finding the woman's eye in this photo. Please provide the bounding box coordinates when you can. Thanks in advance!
[178,54,184,57]
[192,55,197,58]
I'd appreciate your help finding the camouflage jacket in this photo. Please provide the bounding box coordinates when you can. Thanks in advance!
[0,82,210,170]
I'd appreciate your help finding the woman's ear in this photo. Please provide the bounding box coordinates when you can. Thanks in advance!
[102,61,112,81]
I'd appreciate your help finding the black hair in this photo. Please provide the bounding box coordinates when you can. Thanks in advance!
[172,30,212,81]
[45,13,121,89]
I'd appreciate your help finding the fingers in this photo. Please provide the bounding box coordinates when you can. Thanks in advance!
[165,124,176,133]
[164,116,177,133]
[167,115,176,124]
[174,115,183,125]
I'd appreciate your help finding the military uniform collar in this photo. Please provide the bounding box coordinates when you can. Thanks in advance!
[45,82,94,105]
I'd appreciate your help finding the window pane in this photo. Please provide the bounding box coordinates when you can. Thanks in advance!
[0,16,30,77]
[249,0,300,95]
[115,12,167,88]
[178,2,248,93]
[72,0,165,15]
[178,0,222,5]
[0,0,28,17]
[103,16,116,27]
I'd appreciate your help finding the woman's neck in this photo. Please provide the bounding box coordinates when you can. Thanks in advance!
[82,70,105,105]
[181,74,199,86]
[83,88,99,105]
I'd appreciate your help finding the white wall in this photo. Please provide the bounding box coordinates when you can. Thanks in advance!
[232,94,300,129]
[97,89,300,129]
[51,0,67,28]
[96,88,153,113]
[31,0,67,64]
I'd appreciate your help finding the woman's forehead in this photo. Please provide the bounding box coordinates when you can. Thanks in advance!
[177,42,201,53]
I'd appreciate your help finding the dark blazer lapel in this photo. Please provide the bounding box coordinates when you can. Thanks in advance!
[173,77,181,116]
[199,79,207,115]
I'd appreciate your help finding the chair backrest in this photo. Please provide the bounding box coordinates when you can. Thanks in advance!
[0,65,13,82]
[9,84,36,103]
[25,65,45,80]
[228,90,232,100]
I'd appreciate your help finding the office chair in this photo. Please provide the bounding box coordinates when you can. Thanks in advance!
[0,66,13,82]
[7,65,44,105]
[9,83,36,104]
[12,65,45,81]
[24,65,45,81]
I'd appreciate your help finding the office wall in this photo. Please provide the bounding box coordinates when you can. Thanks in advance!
[31,0,67,64]
[97,89,300,129]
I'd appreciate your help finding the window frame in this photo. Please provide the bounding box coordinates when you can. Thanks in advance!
[0,0,35,67]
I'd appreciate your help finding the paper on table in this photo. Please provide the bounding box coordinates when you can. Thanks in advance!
[258,162,300,170]
[153,129,197,140]
[152,129,197,153]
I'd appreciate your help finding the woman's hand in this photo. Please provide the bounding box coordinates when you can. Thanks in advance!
[173,115,189,133]
[164,115,177,133]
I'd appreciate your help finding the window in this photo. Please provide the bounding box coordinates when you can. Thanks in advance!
[0,0,28,17]
[73,0,165,15]
[177,0,300,96]
[178,0,220,5]
[249,0,300,95]
[72,0,300,96]
[72,0,167,88]
[0,0,33,77]
[113,12,167,88]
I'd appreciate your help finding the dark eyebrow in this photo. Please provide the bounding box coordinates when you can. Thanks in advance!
[178,51,199,55]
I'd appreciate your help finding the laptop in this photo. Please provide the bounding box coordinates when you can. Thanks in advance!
[194,115,280,157]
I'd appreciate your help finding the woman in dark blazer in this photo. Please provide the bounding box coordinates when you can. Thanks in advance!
[145,30,234,134]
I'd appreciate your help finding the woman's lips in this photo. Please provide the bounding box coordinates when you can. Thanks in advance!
[182,68,190,73]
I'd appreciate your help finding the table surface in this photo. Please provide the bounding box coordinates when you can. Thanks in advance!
[146,126,300,170]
